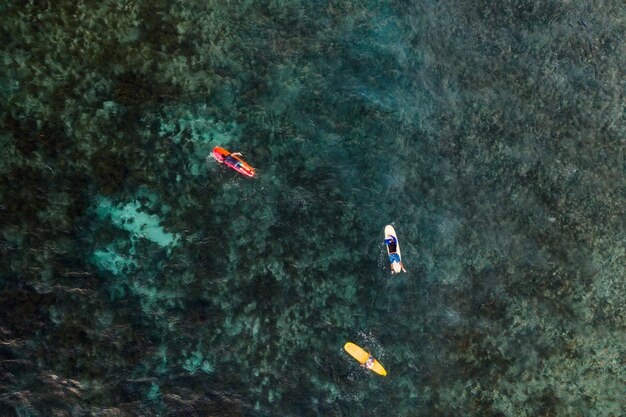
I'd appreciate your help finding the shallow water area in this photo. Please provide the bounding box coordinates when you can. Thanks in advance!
[0,1,624,416]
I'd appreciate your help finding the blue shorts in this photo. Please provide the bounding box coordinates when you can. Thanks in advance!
[389,253,401,263]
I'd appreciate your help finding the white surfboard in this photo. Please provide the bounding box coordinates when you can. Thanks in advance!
[384,225,405,274]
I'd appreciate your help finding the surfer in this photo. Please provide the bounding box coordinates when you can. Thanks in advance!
[344,342,387,376]
[212,147,255,177]
[384,235,397,252]
[385,234,406,273]
[223,153,241,166]
[215,151,241,163]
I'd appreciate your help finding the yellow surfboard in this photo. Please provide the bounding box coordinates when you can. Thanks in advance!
[344,342,387,376]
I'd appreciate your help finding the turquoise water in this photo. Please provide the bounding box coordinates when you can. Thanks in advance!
[1,1,624,416]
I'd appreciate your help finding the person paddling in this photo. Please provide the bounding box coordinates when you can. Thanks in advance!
[385,233,406,273]
[212,147,255,177]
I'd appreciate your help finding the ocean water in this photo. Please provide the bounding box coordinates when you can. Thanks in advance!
[0,0,624,416]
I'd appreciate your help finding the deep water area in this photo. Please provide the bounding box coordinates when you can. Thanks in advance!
[1,1,624,416]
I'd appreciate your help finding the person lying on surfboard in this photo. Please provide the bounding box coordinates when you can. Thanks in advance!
[384,235,398,252]
[362,356,375,369]
[344,342,387,376]
[225,152,242,160]
[385,234,407,273]
[212,146,255,177]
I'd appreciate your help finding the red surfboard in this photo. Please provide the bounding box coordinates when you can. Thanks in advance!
[212,147,255,177]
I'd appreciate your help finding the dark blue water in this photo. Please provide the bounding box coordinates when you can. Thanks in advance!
[1,1,624,416]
